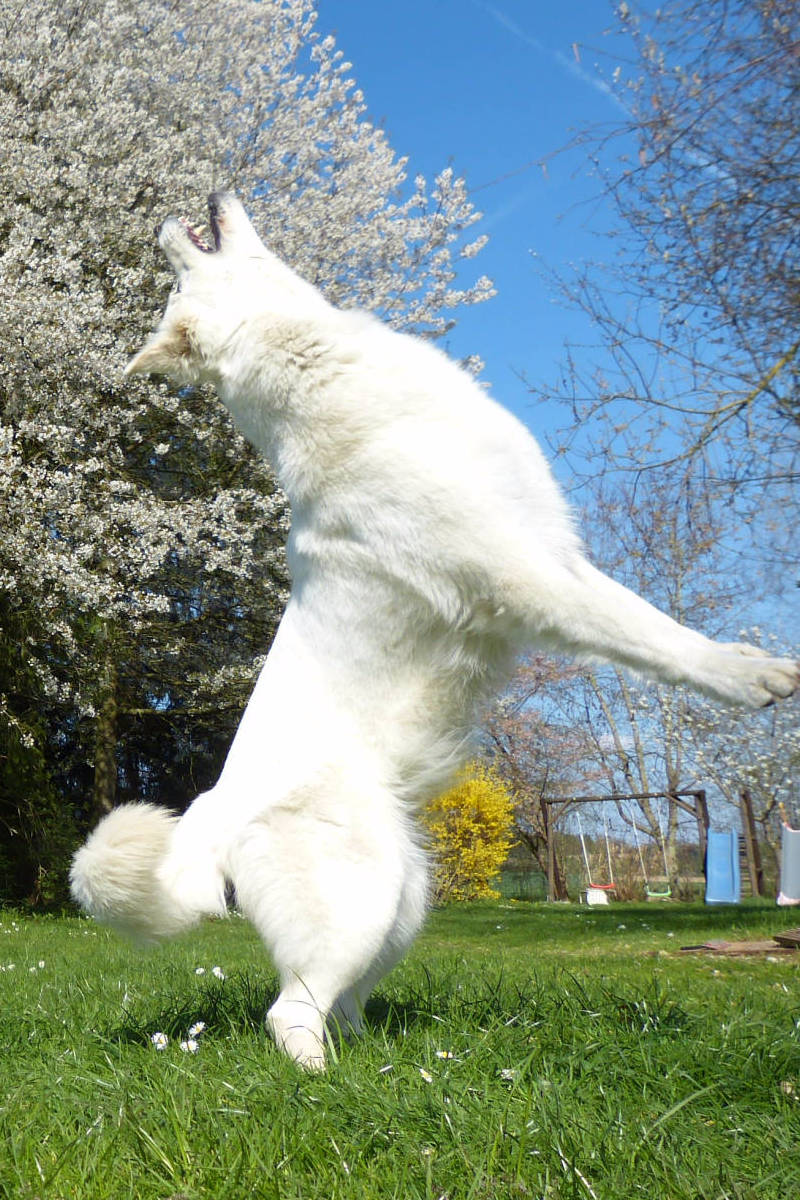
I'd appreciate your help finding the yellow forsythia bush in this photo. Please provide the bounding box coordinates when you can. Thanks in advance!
[423,762,516,902]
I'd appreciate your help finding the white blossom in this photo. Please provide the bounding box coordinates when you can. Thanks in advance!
[0,0,490,810]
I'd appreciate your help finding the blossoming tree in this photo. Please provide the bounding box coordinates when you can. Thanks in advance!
[0,0,491,897]
[687,634,800,863]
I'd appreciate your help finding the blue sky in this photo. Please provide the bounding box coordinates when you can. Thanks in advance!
[316,4,799,640]
[320,0,628,449]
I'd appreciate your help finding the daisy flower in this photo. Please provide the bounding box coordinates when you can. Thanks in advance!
[150,1032,168,1050]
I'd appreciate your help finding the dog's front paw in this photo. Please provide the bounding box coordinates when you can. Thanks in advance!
[716,644,800,707]
[752,657,800,705]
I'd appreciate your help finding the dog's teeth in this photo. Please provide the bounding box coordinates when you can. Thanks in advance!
[178,217,212,249]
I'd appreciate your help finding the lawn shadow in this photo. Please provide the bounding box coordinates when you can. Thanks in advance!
[363,993,431,1040]
[107,967,461,1049]
[366,963,555,1037]
[108,969,279,1046]
[545,898,785,939]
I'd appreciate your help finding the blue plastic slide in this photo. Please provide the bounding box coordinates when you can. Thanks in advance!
[705,829,740,904]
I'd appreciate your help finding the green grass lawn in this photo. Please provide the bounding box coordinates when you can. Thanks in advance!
[1,901,798,1199]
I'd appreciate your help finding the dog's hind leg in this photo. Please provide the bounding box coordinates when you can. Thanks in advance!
[230,773,417,1070]
[328,834,429,1041]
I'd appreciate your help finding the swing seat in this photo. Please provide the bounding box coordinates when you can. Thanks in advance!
[645,885,672,900]
[585,884,615,906]
[575,810,616,905]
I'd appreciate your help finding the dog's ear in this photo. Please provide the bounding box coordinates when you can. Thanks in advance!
[125,321,195,379]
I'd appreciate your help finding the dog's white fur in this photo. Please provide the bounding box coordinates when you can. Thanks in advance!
[70,193,799,1069]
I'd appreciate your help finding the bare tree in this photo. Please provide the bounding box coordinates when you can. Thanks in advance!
[486,453,759,891]
[687,633,800,866]
[550,0,800,560]
[502,1,799,896]
[484,655,595,896]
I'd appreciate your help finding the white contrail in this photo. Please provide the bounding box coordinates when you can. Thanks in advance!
[473,0,628,115]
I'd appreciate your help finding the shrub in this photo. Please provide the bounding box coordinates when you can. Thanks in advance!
[424,763,516,902]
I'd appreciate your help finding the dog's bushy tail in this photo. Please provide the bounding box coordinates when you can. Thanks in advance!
[70,802,227,944]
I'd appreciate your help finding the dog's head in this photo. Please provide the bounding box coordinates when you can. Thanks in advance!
[126,192,326,383]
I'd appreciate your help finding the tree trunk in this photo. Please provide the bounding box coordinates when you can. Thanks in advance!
[92,643,118,820]
[740,789,764,897]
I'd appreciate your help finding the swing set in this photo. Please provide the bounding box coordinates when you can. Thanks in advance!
[542,789,710,903]
[574,803,671,903]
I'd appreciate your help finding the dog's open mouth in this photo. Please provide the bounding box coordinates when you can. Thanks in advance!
[179,197,222,253]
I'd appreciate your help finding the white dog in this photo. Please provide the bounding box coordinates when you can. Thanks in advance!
[70,193,798,1069]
